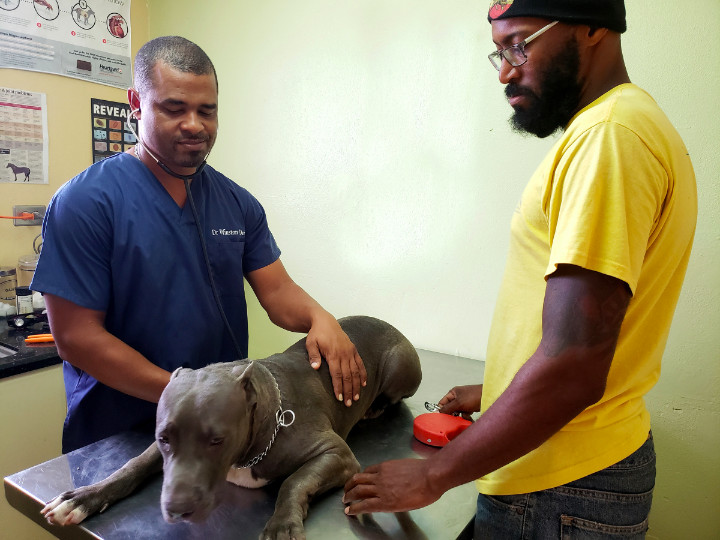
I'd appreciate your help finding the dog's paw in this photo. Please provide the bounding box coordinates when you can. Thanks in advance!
[260,516,306,540]
[41,487,109,526]
[41,492,91,525]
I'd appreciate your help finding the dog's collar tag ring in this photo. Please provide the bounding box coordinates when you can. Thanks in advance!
[277,409,295,427]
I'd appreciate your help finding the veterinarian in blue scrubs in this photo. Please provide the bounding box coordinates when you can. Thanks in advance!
[33,36,367,453]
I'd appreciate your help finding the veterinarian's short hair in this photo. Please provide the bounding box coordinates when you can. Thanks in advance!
[133,36,218,94]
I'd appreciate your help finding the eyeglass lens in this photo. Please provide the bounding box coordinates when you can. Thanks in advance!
[489,47,527,70]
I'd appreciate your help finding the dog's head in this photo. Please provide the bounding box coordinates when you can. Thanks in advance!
[155,362,263,523]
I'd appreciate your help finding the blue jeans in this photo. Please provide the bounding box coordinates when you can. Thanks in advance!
[473,433,655,539]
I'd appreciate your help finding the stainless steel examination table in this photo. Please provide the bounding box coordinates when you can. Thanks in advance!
[5,349,484,539]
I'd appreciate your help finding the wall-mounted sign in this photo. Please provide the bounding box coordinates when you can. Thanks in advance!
[0,87,49,185]
[91,98,136,163]
[0,0,132,89]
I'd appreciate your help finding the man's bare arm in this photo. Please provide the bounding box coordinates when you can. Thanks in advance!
[45,294,170,403]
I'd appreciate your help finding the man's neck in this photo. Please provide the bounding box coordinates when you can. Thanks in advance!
[130,145,190,207]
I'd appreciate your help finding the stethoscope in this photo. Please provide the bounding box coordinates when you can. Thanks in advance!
[126,111,245,360]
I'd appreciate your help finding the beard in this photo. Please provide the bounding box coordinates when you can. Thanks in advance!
[506,37,582,138]
[171,136,214,169]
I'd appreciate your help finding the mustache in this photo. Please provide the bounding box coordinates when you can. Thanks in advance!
[505,84,536,101]
[176,135,209,143]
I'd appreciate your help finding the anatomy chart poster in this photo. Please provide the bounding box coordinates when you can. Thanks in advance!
[0,0,132,89]
[0,86,49,184]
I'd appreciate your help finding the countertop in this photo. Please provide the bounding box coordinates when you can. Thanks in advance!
[5,349,485,540]
[0,315,61,379]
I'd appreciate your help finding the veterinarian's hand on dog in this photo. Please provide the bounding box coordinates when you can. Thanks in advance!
[306,315,367,407]
[343,458,442,515]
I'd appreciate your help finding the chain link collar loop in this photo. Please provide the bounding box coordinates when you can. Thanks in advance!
[238,407,295,469]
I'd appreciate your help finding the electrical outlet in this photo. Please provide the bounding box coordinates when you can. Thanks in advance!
[13,205,46,226]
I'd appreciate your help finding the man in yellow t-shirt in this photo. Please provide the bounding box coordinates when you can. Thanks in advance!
[344,1,697,537]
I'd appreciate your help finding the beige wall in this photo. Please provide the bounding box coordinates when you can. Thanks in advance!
[148,1,720,539]
[0,3,149,538]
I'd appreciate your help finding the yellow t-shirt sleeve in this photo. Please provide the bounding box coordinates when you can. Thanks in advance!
[544,122,668,293]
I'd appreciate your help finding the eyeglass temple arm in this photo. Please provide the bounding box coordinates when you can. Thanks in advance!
[523,20,559,46]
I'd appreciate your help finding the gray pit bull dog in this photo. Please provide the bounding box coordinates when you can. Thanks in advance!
[41,316,422,540]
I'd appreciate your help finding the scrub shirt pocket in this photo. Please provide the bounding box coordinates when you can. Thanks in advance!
[206,237,246,298]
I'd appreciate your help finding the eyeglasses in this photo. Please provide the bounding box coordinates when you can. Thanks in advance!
[488,20,559,71]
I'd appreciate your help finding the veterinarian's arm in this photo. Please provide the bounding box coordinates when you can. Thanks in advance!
[344,264,630,514]
[246,259,367,407]
[45,294,171,402]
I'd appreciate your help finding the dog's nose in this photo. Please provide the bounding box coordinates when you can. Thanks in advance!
[167,510,194,521]
[164,496,199,522]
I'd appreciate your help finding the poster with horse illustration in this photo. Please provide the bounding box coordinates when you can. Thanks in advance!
[0,87,49,184]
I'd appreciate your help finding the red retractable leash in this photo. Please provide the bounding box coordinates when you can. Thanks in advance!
[413,402,473,447]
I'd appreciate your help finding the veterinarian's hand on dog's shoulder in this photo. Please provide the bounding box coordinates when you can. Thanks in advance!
[306,315,367,407]
[342,458,442,515]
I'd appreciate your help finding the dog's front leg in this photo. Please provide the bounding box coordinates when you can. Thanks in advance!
[41,442,163,526]
[260,440,360,540]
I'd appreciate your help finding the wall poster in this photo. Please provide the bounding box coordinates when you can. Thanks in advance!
[0,0,132,89]
[91,97,136,163]
[0,87,49,185]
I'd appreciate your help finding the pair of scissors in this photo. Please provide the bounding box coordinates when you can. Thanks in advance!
[25,333,54,344]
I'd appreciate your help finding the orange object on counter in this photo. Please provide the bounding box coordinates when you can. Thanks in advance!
[413,412,472,447]
[25,333,54,344]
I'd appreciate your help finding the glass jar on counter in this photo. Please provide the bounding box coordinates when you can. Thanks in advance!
[15,286,34,314]
[1,266,17,307]
[17,253,39,288]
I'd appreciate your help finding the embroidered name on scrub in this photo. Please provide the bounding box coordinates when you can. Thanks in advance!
[212,229,246,236]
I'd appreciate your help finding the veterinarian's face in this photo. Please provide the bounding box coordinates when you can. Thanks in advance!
[135,61,218,174]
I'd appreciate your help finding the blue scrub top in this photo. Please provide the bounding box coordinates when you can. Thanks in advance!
[32,153,281,452]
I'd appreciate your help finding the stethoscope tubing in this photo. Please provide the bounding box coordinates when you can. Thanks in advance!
[126,112,245,360]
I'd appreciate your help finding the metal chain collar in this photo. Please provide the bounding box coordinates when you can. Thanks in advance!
[239,408,295,468]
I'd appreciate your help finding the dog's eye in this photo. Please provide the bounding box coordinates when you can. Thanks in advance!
[209,437,224,447]
[157,435,169,446]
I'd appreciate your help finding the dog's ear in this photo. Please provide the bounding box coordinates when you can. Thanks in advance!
[233,362,257,403]
[232,361,254,381]
[169,367,185,380]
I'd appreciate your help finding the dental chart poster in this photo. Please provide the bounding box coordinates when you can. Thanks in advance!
[0,0,132,89]
[0,87,49,184]
[91,97,136,163]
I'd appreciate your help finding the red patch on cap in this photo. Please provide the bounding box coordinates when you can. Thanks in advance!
[488,0,514,19]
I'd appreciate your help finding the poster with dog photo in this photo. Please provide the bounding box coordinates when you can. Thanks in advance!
[0,87,49,185]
